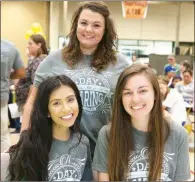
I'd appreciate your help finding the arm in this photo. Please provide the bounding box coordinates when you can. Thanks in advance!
[174,127,191,181]
[20,86,38,132]
[11,48,26,79]
[10,67,25,79]
[99,172,109,181]
[92,126,110,181]
[20,54,51,132]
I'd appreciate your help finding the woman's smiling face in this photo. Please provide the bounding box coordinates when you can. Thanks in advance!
[122,74,155,123]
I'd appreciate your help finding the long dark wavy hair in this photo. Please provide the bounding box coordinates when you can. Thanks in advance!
[30,34,48,58]
[62,1,117,72]
[108,64,171,181]
[7,75,83,181]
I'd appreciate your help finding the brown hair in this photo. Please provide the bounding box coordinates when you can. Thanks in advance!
[157,75,169,85]
[108,64,170,181]
[62,1,117,72]
[180,60,192,71]
[183,69,193,76]
[30,34,48,57]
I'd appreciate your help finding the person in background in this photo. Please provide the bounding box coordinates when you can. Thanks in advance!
[131,53,141,64]
[1,40,26,152]
[164,65,177,87]
[157,75,187,126]
[1,75,92,181]
[164,54,180,76]
[20,1,130,157]
[15,34,48,114]
[175,69,194,107]
[92,64,190,181]
[8,80,21,133]
[180,60,192,78]
[171,75,182,88]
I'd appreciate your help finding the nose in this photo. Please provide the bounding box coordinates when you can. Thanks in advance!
[62,102,71,113]
[85,24,93,32]
[131,93,140,103]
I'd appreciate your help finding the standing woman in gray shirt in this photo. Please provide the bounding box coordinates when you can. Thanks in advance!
[1,75,92,181]
[93,64,191,181]
[21,1,130,157]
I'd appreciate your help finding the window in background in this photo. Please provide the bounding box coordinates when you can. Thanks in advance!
[117,39,174,60]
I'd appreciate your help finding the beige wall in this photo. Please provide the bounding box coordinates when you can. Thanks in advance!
[1,1,50,65]
[66,1,194,42]
[2,1,193,56]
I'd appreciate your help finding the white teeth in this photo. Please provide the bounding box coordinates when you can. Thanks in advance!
[132,105,144,110]
[85,36,93,38]
[61,114,73,119]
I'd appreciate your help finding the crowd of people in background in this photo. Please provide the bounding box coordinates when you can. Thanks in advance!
[1,1,194,181]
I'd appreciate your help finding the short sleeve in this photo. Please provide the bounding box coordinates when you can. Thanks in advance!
[33,57,52,88]
[92,125,109,173]
[174,127,191,181]
[12,48,24,70]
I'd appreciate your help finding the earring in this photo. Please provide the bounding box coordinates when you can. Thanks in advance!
[48,114,51,118]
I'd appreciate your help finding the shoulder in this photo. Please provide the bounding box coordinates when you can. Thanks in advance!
[42,49,62,63]
[99,124,110,135]
[115,52,132,67]
[169,89,182,97]
[1,39,15,47]
[81,134,90,144]
[169,121,188,140]
[38,49,63,68]
[34,54,48,62]
[1,40,17,53]
[98,125,110,142]
[71,133,90,147]
[116,52,128,62]
[175,81,183,86]
[164,64,169,68]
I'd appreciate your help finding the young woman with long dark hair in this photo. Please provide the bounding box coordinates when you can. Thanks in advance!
[1,75,92,181]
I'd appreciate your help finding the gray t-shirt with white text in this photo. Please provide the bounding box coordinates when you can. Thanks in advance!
[34,49,130,153]
[1,134,92,181]
[92,122,191,181]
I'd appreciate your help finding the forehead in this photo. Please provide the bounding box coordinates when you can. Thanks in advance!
[49,85,75,100]
[79,9,105,23]
[124,74,153,89]
[28,39,35,43]
[183,72,191,76]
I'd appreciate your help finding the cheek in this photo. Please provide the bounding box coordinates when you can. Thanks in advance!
[48,106,60,117]
[96,29,104,39]
[122,97,130,112]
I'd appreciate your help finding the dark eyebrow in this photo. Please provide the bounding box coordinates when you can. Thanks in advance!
[138,86,148,89]
[123,86,148,91]
[49,95,76,104]
[79,19,102,24]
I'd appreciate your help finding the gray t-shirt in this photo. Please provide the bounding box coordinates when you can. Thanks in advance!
[34,49,130,153]
[92,122,191,181]
[1,134,92,181]
[1,40,24,106]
